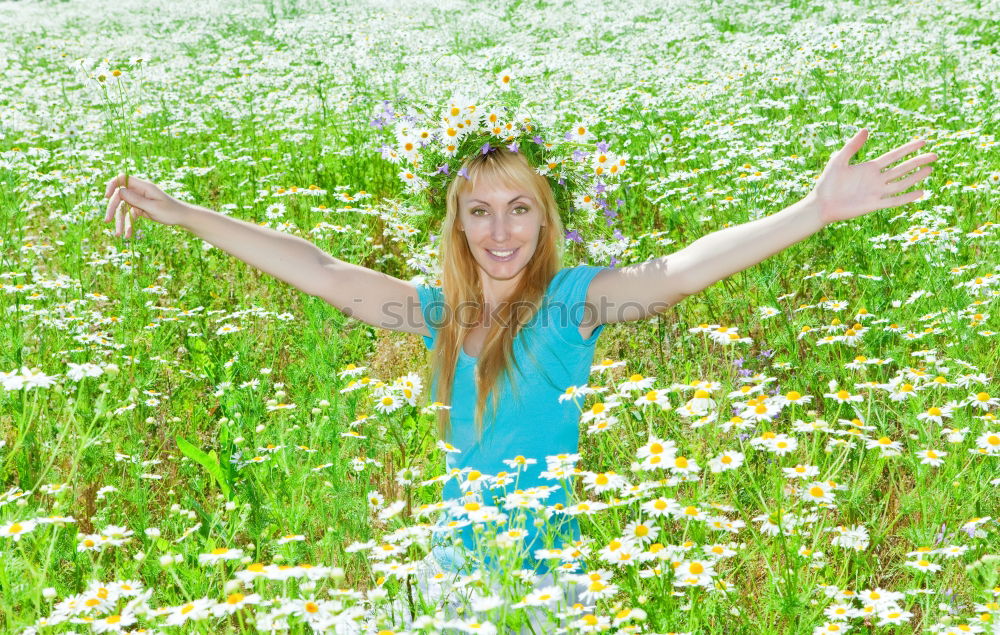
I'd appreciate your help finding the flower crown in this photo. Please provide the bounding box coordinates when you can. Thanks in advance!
[369,79,630,250]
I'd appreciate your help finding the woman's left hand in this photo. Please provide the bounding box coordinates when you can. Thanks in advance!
[810,128,938,226]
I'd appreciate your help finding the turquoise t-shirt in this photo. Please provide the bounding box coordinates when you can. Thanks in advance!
[415,265,609,574]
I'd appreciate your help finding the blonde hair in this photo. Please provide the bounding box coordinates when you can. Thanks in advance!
[430,149,566,442]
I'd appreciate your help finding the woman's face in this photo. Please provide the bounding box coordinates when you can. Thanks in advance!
[457,176,545,293]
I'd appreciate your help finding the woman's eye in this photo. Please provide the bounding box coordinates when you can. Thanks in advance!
[514,206,528,214]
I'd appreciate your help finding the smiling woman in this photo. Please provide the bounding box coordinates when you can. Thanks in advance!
[431,148,567,441]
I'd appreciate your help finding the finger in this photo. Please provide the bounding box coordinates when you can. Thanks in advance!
[105,189,121,222]
[107,174,156,199]
[116,200,126,236]
[882,152,938,181]
[873,139,926,169]
[105,173,126,198]
[834,128,869,165]
[877,188,926,211]
[124,206,134,239]
[885,166,932,195]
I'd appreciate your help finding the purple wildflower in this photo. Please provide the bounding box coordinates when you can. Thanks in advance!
[480,143,493,155]
[532,135,544,145]
[369,117,386,130]
[616,198,624,209]
[572,149,588,162]
[738,369,752,377]
[596,140,610,152]
[564,131,574,141]
[613,229,624,241]
[565,229,583,243]
[458,167,469,180]
[594,183,607,194]
[436,163,450,175]
[934,522,947,545]
[609,256,619,267]
[507,142,519,153]
[733,357,744,368]
[557,177,565,186]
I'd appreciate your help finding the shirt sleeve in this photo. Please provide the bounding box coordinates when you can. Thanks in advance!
[550,265,610,347]
[415,283,445,351]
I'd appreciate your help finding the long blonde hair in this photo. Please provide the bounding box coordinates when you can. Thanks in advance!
[430,149,566,442]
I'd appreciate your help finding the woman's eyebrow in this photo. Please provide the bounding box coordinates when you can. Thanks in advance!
[466,195,532,206]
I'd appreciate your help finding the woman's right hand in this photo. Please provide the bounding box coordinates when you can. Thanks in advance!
[103,174,190,238]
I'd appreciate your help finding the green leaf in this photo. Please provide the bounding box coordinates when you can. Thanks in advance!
[176,436,232,500]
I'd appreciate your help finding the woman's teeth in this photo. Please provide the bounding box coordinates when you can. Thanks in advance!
[487,248,517,261]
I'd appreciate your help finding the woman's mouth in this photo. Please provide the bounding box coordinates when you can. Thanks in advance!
[485,247,518,262]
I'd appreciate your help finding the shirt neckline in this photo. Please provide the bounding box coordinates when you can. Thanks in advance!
[456,267,572,362]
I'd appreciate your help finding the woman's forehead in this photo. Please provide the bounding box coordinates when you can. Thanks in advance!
[460,175,535,202]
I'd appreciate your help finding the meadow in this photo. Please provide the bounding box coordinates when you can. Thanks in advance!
[0,0,998,632]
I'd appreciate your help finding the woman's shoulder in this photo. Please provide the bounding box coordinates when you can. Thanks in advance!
[547,264,608,296]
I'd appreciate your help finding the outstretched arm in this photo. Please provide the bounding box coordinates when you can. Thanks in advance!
[584,129,938,325]
[671,129,936,295]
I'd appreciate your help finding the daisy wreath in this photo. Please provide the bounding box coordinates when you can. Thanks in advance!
[368,76,632,263]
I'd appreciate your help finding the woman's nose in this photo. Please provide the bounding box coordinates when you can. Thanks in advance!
[490,215,511,241]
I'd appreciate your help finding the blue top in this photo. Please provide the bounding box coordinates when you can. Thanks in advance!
[415,265,609,574]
